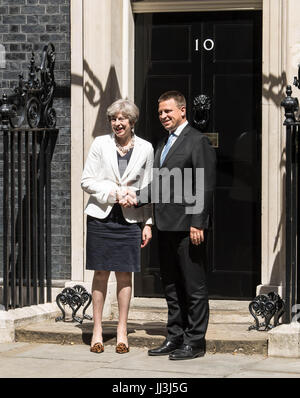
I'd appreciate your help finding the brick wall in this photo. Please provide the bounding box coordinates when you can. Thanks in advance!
[0,0,71,280]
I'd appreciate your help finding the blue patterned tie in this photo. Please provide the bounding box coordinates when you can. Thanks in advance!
[160,132,176,166]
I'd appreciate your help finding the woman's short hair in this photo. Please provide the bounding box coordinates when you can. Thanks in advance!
[158,91,186,108]
[107,99,139,125]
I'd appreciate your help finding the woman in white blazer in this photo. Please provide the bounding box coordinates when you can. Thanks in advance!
[81,99,153,354]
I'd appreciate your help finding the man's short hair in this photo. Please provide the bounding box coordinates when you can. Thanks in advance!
[158,91,186,108]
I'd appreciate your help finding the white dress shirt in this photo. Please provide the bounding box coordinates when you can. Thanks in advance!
[167,120,188,147]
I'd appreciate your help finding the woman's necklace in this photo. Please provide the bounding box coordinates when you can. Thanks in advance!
[115,134,135,154]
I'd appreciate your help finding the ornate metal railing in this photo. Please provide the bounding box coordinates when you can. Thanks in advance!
[281,66,300,323]
[248,292,285,330]
[0,43,58,310]
[55,285,92,323]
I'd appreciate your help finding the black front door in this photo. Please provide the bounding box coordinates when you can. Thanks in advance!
[134,11,262,299]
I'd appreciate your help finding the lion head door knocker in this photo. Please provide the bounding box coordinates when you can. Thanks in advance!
[192,94,211,132]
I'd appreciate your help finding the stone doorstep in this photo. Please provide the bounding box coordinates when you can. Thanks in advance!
[113,298,254,324]
[0,302,61,343]
[122,311,253,324]
[268,323,300,358]
[129,298,252,311]
[2,298,268,355]
[14,319,268,356]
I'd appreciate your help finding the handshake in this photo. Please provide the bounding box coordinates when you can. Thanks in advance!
[115,187,138,208]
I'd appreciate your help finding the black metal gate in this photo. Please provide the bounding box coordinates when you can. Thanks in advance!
[0,43,58,310]
[281,67,300,323]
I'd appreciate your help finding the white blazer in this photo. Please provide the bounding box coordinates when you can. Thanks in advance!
[81,133,154,224]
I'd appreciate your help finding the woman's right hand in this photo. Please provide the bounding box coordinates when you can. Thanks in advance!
[117,188,137,207]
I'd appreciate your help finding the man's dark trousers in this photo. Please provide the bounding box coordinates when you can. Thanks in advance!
[158,230,209,348]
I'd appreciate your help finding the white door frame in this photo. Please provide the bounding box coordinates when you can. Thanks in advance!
[131,0,262,13]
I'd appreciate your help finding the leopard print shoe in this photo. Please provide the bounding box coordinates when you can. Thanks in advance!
[90,342,104,353]
[116,342,129,354]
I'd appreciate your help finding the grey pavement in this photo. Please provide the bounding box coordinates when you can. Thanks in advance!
[0,341,300,379]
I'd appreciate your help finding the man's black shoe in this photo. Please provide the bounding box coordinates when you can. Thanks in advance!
[168,344,205,360]
[148,339,182,356]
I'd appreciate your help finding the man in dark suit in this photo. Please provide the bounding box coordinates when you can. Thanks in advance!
[126,91,216,360]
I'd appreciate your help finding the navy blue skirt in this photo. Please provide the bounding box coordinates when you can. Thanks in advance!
[86,205,142,272]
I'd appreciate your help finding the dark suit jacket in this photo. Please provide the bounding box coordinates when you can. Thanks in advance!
[138,123,216,232]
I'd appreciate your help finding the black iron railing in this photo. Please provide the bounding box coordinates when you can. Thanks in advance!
[0,43,58,310]
[281,67,300,323]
